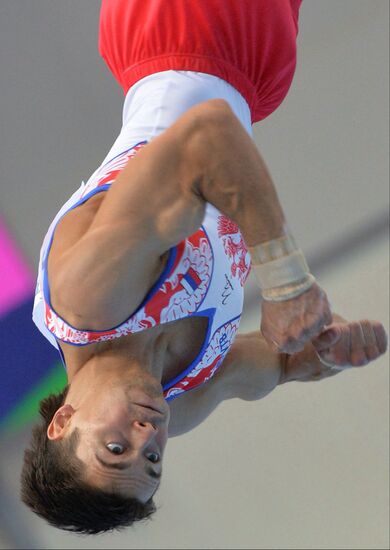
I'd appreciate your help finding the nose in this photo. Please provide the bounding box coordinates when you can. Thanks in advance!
[132,420,157,446]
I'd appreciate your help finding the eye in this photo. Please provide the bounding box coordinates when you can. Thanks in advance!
[106,442,125,455]
[146,452,160,463]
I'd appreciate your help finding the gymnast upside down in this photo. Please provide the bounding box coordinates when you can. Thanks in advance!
[22,0,387,534]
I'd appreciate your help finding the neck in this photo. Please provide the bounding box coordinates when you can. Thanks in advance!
[65,347,165,408]
[65,337,163,384]
[62,322,168,382]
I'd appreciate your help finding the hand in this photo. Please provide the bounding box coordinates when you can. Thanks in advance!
[279,319,388,384]
[312,319,388,370]
[261,281,332,354]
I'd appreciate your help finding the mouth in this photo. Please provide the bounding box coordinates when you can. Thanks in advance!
[133,396,166,415]
[134,403,162,414]
[127,388,168,420]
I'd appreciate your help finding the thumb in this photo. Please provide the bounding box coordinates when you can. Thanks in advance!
[312,326,341,351]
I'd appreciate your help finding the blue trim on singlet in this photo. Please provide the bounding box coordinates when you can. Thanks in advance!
[57,342,67,370]
[163,312,243,400]
[41,184,176,345]
[162,307,216,392]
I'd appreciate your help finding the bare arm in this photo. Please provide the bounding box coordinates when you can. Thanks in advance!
[168,331,282,437]
[168,330,288,437]
[168,315,388,436]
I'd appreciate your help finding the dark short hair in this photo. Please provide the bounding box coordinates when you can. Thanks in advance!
[20,385,157,534]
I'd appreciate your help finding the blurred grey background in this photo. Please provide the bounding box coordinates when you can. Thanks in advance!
[0,1,389,549]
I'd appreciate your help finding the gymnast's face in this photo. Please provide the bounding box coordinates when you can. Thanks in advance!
[48,380,170,503]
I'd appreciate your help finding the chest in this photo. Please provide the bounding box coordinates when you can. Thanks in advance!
[59,314,209,384]
[160,315,209,385]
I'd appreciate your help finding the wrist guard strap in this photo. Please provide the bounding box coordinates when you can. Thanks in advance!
[248,233,316,302]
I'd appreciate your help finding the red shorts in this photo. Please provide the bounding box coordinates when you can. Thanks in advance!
[98,0,302,124]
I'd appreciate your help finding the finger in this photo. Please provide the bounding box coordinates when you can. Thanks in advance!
[363,321,388,361]
[372,322,388,354]
[316,349,351,371]
[330,324,351,365]
[292,312,334,352]
[312,326,341,352]
[360,319,387,361]
[359,320,380,362]
[360,320,377,347]
[364,345,380,362]
[349,322,369,366]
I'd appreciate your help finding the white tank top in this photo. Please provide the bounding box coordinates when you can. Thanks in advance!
[32,70,253,401]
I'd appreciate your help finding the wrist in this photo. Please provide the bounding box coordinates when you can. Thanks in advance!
[248,230,315,302]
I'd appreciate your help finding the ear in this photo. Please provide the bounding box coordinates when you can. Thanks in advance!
[47,404,75,441]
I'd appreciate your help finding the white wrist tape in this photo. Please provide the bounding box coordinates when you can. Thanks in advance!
[260,273,316,302]
[248,233,316,302]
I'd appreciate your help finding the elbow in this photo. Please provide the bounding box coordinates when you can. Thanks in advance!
[196,97,233,117]
[187,98,236,136]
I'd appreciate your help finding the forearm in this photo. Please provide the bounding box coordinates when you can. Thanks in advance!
[223,332,284,401]
[226,314,350,397]
[187,100,286,246]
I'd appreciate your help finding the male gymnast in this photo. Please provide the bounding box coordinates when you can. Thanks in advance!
[21,0,387,534]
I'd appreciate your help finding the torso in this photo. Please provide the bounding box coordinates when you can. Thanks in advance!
[49,192,209,383]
